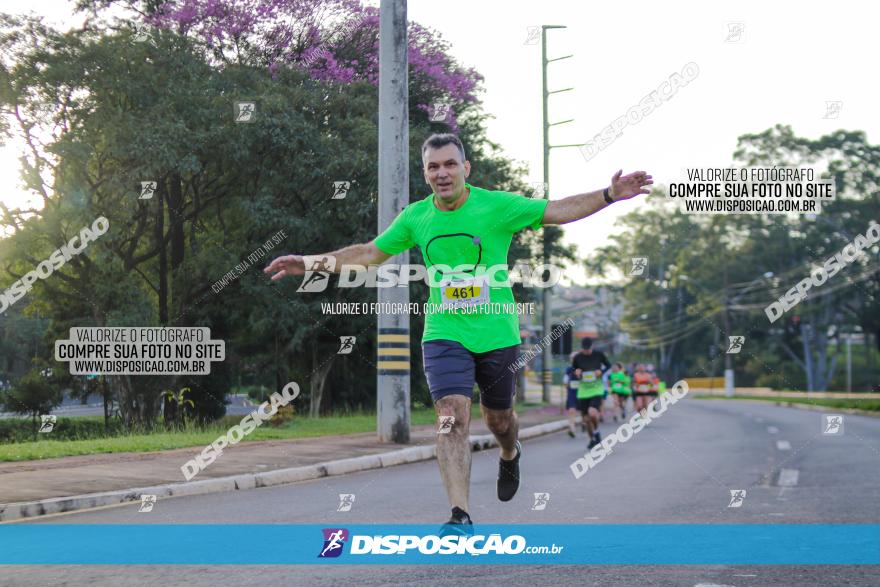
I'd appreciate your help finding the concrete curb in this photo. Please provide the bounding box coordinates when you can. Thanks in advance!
[0,419,569,523]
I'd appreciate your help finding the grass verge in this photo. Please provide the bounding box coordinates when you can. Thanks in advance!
[0,402,543,462]
[694,395,880,412]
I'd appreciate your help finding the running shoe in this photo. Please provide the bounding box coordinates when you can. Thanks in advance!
[440,507,474,536]
[497,440,522,502]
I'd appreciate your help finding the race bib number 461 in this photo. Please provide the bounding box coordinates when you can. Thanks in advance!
[440,276,490,309]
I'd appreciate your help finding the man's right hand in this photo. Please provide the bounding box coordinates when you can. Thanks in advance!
[264,255,306,281]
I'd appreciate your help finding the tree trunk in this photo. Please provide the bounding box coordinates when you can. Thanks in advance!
[102,376,110,434]
[800,322,815,391]
[309,346,335,417]
[167,171,186,326]
[275,332,282,393]
[156,178,168,325]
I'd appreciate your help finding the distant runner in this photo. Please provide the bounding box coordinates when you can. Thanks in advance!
[563,355,580,438]
[609,362,631,421]
[572,337,611,449]
[645,363,660,408]
[632,363,653,416]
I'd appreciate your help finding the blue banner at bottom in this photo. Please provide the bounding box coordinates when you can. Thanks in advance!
[1,524,877,564]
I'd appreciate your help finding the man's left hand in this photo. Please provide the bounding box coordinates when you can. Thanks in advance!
[610,170,653,201]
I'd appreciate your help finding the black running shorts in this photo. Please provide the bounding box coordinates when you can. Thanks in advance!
[422,340,519,410]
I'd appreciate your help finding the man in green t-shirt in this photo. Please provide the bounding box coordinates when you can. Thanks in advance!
[572,337,611,449]
[609,362,631,421]
[264,133,652,531]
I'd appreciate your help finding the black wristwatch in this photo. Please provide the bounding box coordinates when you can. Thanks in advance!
[603,187,614,204]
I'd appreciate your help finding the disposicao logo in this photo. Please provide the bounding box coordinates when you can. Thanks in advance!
[318,528,349,558]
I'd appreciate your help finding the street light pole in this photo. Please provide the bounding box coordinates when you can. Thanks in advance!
[540,25,581,403]
[723,271,774,397]
[846,333,852,392]
[376,0,410,443]
[723,289,734,398]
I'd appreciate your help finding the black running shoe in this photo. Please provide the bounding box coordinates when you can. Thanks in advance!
[440,507,474,537]
[497,440,522,502]
[594,431,601,444]
[567,428,576,438]
[587,437,598,450]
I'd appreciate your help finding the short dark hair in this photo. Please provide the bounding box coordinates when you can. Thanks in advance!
[581,337,593,350]
[421,133,466,165]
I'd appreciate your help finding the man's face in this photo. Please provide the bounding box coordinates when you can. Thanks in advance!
[423,143,470,204]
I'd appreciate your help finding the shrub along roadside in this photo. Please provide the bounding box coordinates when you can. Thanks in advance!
[0,417,126,444]
[0,403,543,462]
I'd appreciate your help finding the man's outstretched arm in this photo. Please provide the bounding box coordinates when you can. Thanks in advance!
[263,241,391,281]
[541,170,653,225]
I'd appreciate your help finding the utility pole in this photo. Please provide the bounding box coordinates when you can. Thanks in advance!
[846,333,852,392]
[377,0,410,443]
[541,25,583,403]
[722,292,734,397]
[722,271,774,397]
[722,266,734,398]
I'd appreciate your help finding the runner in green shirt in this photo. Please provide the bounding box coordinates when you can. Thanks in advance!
[609,362,631,421]
[264,133,652,531]
[572,337,611,449]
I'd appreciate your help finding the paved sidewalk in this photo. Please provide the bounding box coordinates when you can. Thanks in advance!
[0,405,566,505]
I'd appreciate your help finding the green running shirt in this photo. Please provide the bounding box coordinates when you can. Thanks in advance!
[373,183,548,353]
[610,371,631,395]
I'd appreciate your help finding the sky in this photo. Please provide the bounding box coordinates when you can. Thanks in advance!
[1,0,877,282]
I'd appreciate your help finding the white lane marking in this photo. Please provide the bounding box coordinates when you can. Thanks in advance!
[776,440,791,450]
[755,417,765,423]
[778,468,799,486]
[694,584,737,587]
[768,512,786,516]
[733,574,757,577]
[767,426,779,434]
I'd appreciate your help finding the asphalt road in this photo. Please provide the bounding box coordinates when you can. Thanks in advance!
[2,399,878,586]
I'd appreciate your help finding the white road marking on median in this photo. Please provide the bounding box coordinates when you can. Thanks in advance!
[767,426,779,434]
[776,440,791,450]
[694,584,737,587]
[768,512,786,516]
[733,574,757,577]
[778,468,799,486]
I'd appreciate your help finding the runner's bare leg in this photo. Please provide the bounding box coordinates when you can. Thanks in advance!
[435,395,472,512]
[482,405,518,460]
[567,407,579,434]
[586,407,599,437]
